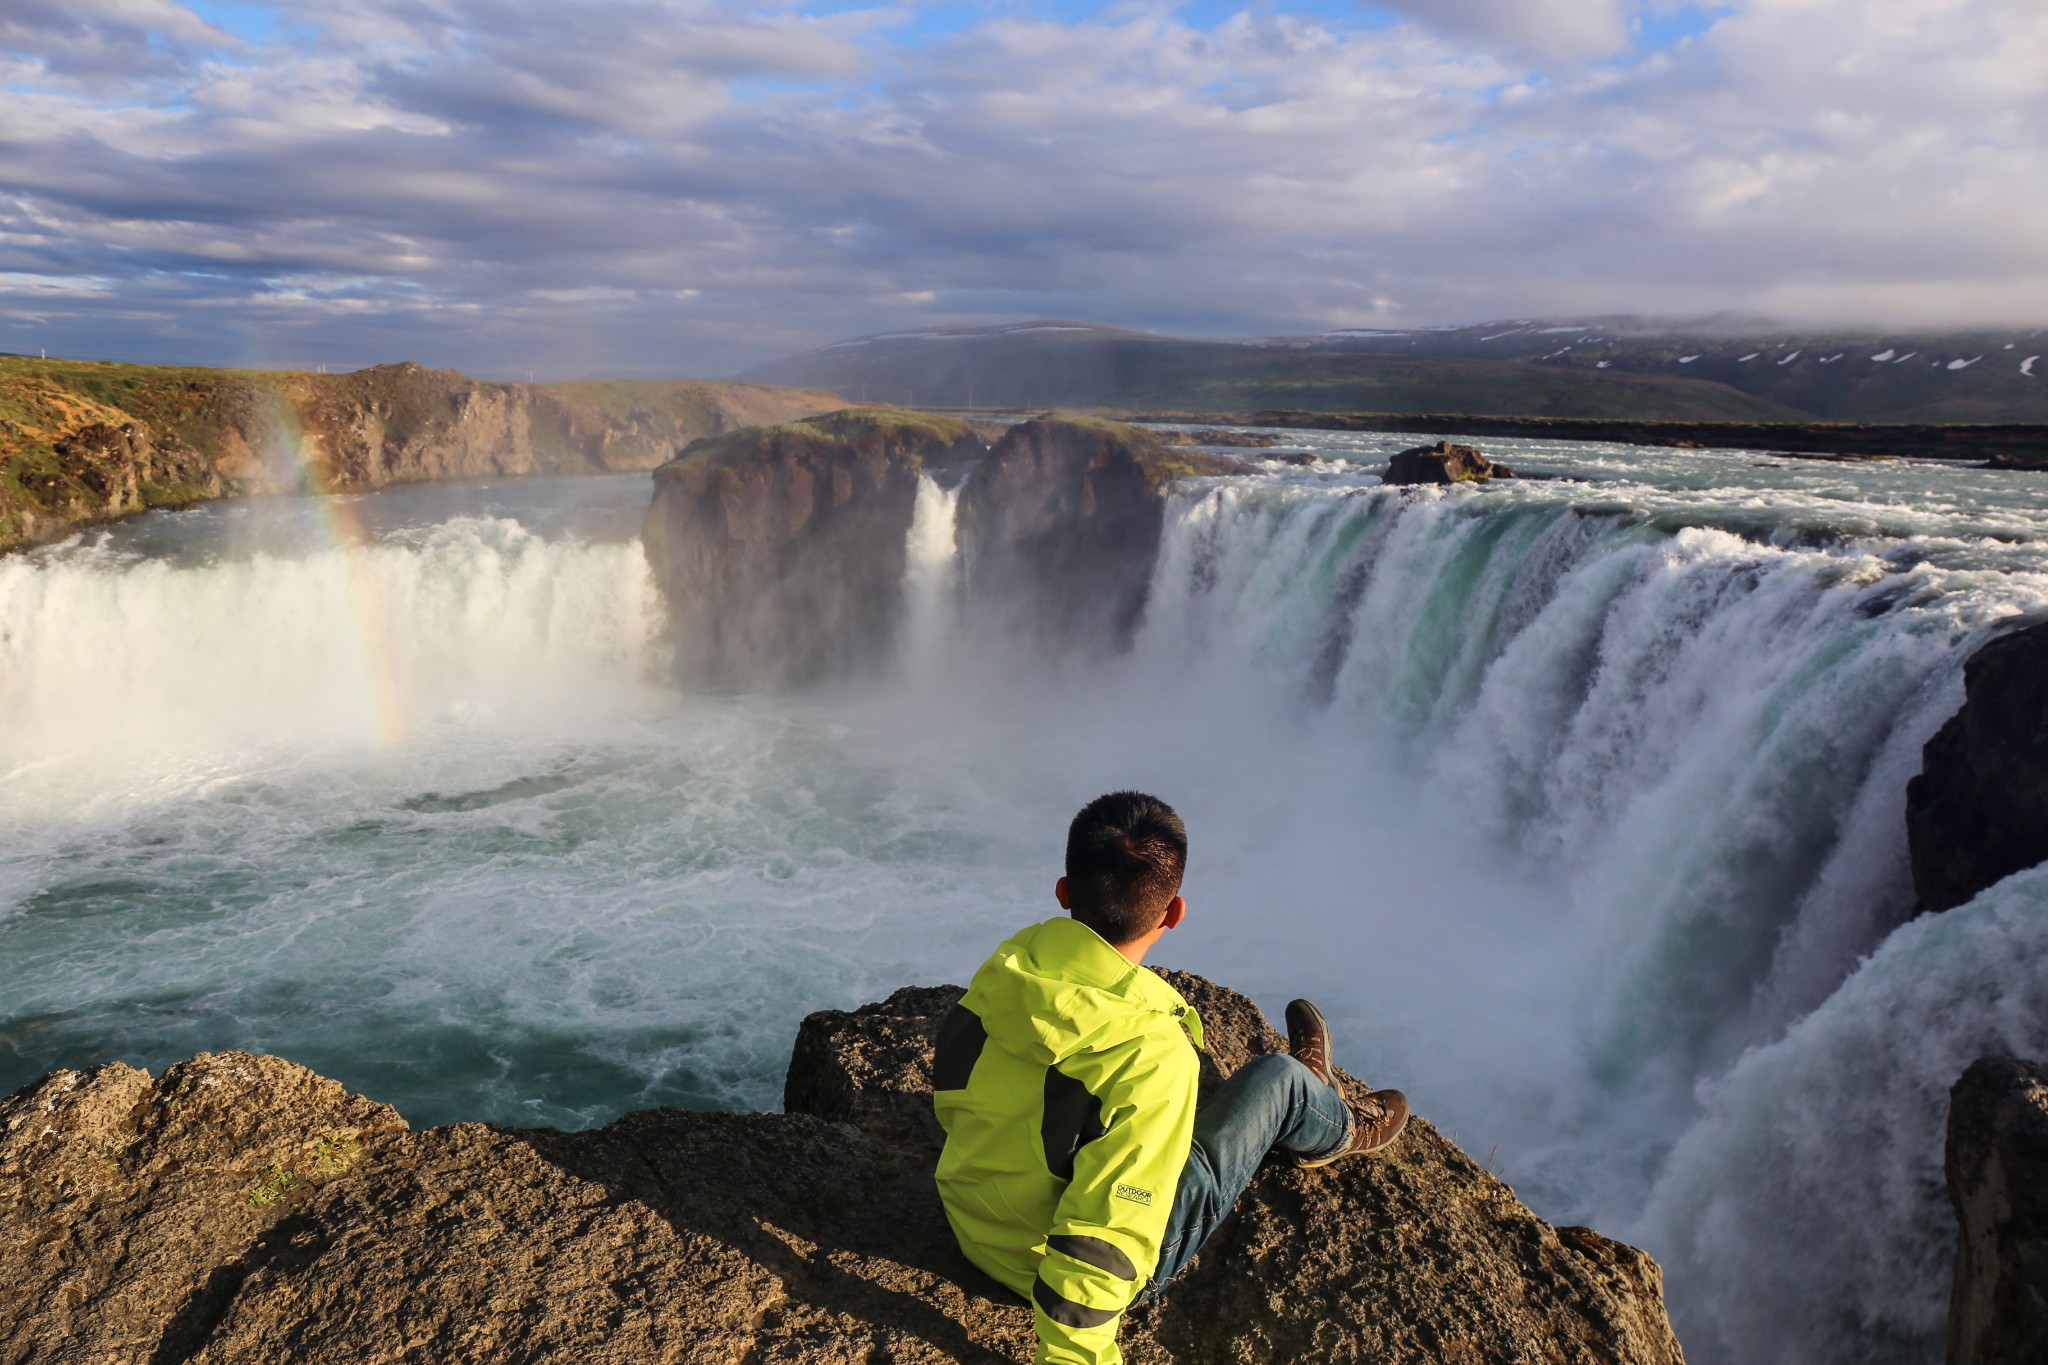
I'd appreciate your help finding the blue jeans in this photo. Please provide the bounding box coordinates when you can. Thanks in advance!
[1141,1053,1352,1296]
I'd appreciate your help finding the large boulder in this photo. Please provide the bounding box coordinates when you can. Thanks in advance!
[641,409,985,686]
[790,970,1685,1365]
[957,417,1235,654]
[1947,1056,2048,1365]
[1383,440,1513,485]
[1906,618,2048,912]
[0,973,1684,1364]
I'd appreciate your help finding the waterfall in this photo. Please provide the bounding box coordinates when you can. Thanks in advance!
[0,515,665,764]
[901,473,962,678]
[1129,474,2048,1363]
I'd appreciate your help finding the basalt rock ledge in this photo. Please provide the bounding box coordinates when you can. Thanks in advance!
[642,411,1237,686]
[0,973,1684,1364]
[1906,617,2048,913]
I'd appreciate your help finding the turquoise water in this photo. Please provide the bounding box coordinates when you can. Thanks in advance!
[4,443,2048,1363]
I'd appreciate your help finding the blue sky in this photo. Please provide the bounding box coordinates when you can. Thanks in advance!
[2,0,2041,376]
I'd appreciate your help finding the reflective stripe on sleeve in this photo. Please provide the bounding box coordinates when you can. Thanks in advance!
[1032,1276,1120,1329]
[1045,1234,1138,1282]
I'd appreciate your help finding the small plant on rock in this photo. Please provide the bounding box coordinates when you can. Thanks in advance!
[246,1163,304,1208]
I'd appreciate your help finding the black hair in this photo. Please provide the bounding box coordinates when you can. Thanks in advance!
[1065,791,1187,945]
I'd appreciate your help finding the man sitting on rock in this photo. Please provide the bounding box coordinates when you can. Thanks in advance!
[932,790,1409,1365]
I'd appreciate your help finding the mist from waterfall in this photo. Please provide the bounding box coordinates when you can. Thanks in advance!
[4,444,2048,1364]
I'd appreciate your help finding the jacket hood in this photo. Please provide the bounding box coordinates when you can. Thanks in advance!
[965,916,1203,1066]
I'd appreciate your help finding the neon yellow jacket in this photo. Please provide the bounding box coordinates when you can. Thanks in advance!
[933,916,1204,1365]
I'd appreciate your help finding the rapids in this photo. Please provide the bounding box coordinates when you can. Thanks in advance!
[4,437,2048,1363]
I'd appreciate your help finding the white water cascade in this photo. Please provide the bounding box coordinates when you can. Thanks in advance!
[1104,460,2048,1365]
[0,513,665,764]
[901,473,963,679]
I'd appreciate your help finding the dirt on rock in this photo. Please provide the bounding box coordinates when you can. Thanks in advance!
[1,973,1685,1364]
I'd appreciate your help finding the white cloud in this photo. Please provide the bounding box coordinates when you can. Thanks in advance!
[0,0,2042,375]
[1371,0,1639,61]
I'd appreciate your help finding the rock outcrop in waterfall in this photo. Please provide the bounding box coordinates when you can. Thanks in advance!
[0,357,842,552]
[957,417,1234,654]
[642,411,1234,685]
[1906,618,2048,913]
[1381,439,1514,485]
[641,409,985,686]
[0,972,1686,1364]
[1947,1055,2048,1365]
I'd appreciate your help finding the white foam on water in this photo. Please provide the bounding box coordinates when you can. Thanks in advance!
[2023,355,2038,377]
[1639,865,2048,1365]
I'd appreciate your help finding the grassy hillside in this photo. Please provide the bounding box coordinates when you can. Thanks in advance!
[743,328,1809,422]
[745,319,2048,423]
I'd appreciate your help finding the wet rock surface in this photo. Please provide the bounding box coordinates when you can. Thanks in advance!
[2,973,1684,1364]
[1947,1056,2048,1365]
[1382,440,1514,485]
[1906,618,2048,912]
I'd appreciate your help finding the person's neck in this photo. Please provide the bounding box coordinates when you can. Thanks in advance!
[1110,925,1167,965]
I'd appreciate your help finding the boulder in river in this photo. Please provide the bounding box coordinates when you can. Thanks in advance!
[1906,617,2048,913]
[1383,440,1514,485]
[0,972,1685,1363]
[1947,1055,2048,1365]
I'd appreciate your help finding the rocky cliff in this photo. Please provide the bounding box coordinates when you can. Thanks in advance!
[1906,618,2048,912]
[641,412,1234,685]
[641,409,985,686]
[1947,1056,2048,1365]
[955,417,1234,655]
[0,356,841,552]
[0,972,1684,1364]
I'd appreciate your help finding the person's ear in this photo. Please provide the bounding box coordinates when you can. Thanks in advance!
[1055,876,1072,910]
[1161,895,1185,930]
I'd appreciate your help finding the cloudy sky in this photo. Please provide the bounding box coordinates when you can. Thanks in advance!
[2,0,2044,377]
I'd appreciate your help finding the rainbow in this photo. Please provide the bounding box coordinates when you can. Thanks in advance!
[259,379,409,753]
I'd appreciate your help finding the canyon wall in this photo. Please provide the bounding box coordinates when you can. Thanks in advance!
[0,357,841,551]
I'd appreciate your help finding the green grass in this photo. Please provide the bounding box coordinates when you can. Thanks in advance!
[244,1133,365,1208]
[666,405,983,473]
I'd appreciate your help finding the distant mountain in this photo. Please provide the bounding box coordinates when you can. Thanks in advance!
[741,318,2048,423]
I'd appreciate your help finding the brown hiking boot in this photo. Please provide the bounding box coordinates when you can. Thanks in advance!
[1297,1089,1411,1167]
[1285,998,1336,1087]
